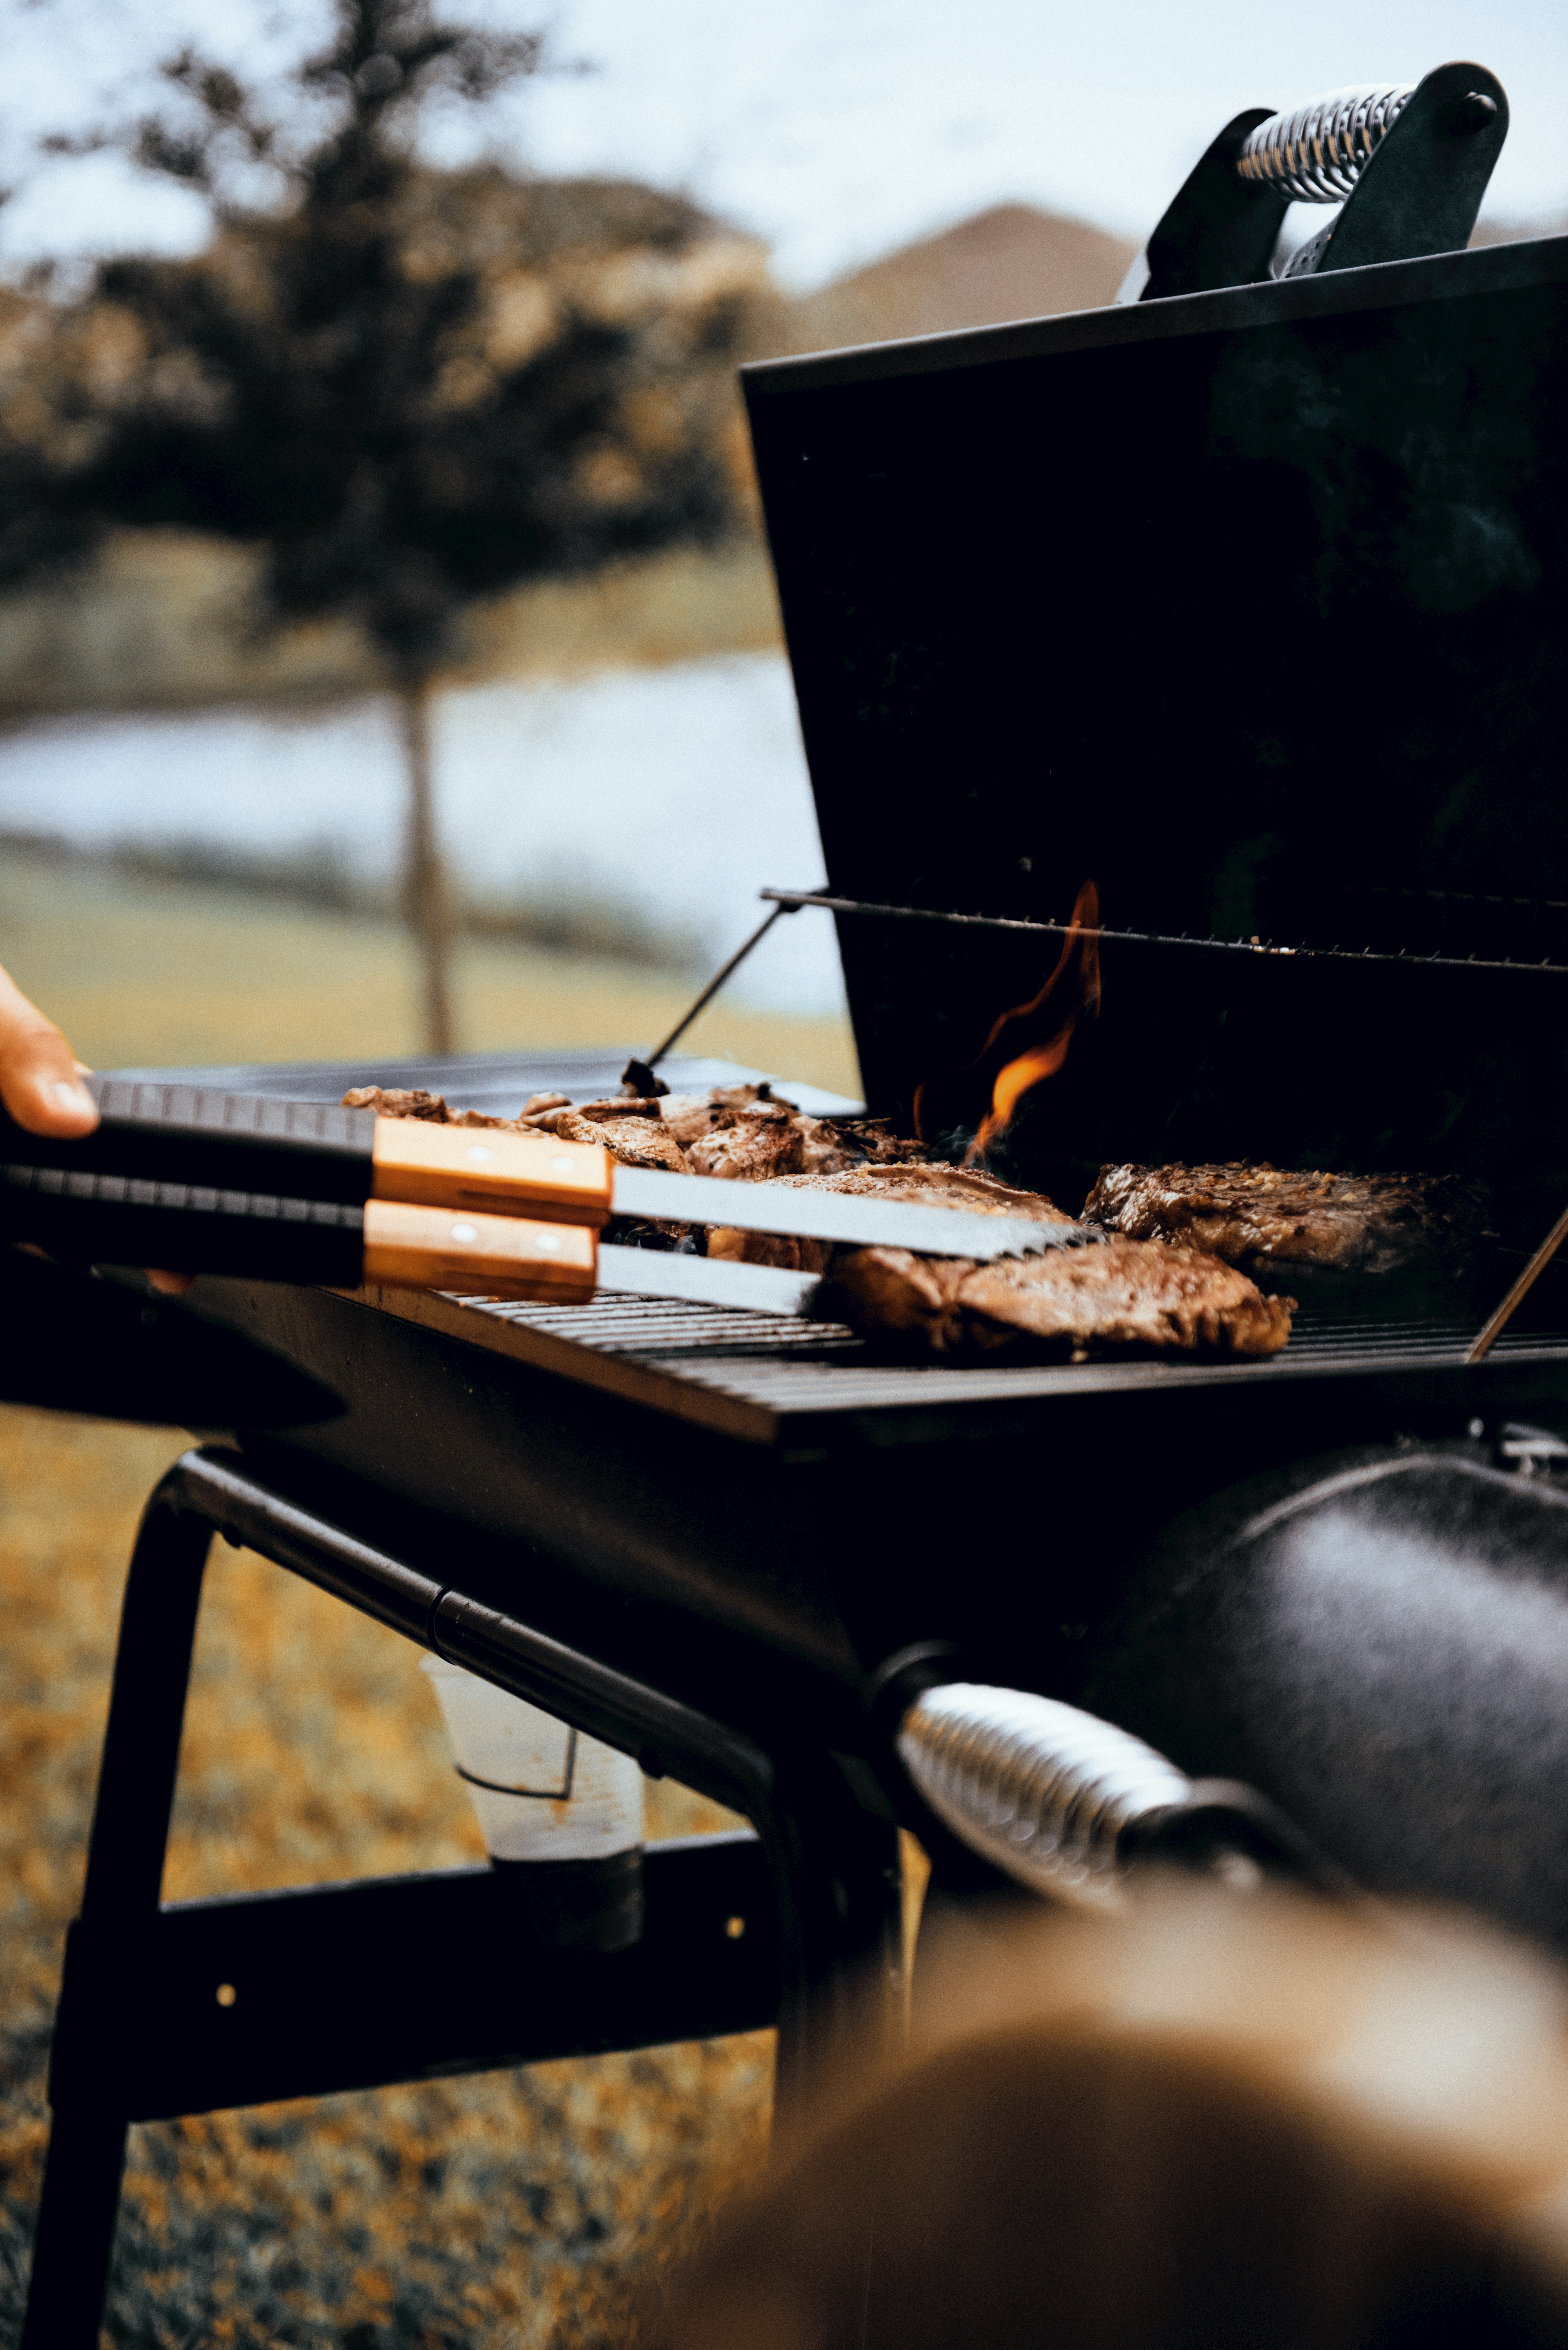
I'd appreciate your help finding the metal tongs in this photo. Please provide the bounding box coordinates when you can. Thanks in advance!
[0,1078,1099,1314]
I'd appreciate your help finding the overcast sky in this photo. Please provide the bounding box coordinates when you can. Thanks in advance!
[1,0,1564,288]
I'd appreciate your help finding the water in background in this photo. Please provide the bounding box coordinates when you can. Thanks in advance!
[0,650,846,1018]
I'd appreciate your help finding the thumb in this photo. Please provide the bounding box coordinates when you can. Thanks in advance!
[0,966,97,1136]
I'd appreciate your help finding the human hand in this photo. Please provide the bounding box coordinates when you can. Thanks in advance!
[0,964,191,1291]
[0,963,97,1136]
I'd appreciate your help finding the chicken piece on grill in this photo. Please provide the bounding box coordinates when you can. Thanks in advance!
[1084,1163,1492,1275]
[707,1164,1075,1274]
[819,1237,1295,1359]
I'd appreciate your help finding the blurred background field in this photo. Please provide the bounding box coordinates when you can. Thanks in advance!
[0,840,862,1095]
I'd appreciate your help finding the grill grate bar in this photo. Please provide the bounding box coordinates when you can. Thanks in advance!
[446,1292,859,1352]
[442,1288,1568,1409]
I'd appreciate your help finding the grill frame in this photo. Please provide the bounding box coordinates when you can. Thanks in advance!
[134,1045,1568,1444]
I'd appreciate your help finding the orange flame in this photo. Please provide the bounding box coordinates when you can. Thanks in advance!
[964,879,1101,1164]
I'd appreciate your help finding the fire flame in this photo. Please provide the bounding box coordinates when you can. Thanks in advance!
[964,878,1101,1164]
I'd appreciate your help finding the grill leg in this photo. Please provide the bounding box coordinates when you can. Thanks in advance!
[762,1753,906,2118]
[19,2106,132,2349]
[22,1485,211,2350]
[22,1438,893,2328]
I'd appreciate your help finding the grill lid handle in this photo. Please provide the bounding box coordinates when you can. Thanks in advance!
[1127,59,1508,303]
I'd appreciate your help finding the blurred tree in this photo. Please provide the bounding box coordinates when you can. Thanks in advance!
[10,0,763,1051]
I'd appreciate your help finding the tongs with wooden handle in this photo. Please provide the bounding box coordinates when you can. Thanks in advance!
[0,1081,599,1299]
[0,1079,1096,1304]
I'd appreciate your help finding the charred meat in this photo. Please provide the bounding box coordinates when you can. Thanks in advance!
[819,1237,1295,1359]
[343,1085,467,1124]
[345,1082,1297,1354]
[1083,1163,1491,1275]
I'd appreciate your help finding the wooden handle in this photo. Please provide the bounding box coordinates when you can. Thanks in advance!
[370,1122,613,1225]
[361,1199,597,1300]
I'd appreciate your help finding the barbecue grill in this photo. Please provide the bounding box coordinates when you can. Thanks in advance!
[19,106,1568,2346]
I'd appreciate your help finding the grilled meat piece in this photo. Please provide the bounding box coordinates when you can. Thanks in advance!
[342,1086,538,1133]
[687,1100,811,1181]
[530,1105,693,1244]
[1084,1163,1491,1275]
[816,1118,930,1168]
[351,1085,691,1175]
[819,1237,1295,1359]
[343,1085,456,1122]
[709,1165,1074,1273]
[542,1110,691,1172]
[654,1091,732,1146]
[568,1096,665,1122]
[684,1104,928,1181]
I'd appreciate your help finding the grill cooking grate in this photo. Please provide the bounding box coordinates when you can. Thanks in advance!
[348,1285,1568,1446]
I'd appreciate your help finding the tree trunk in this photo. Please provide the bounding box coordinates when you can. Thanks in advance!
[398,675,455,1057]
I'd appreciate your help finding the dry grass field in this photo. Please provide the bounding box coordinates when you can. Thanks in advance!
[0,847,862,2346]
[0,845,861,1098]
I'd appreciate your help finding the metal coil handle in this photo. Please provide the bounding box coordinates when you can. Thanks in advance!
[897,1683,1320,1907]
[898,1684,1191,1908]
[1133,62,1505,301]
[1236,83,1414,204]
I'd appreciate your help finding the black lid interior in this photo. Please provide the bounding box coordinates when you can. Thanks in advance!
[745,237,1568,1238]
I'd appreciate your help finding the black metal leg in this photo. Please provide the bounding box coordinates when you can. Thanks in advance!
[21,1444,895,2340]
[19,2105,135,2349]
[758,1753,905,2115]
[23,1484,212,2350]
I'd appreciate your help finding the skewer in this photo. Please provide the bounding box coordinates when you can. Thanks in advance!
[1466,1204,1568,1362]
[633,901,795,1082]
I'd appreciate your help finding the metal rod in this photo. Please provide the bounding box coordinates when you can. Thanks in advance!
[642,902,794,1070]
[761,889,1568,981]
[1467,1204,1568,1362]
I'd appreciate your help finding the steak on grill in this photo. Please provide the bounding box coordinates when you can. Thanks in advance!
[818,1237,1296,1359]
[1083,1164,1492,1275]
[345,1081,1294,1353]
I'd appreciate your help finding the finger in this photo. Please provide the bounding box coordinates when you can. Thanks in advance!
[145,1269,196,1294]
[0,966,97,1136]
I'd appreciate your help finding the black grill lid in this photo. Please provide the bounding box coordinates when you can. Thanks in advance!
[744,236,1568,1242]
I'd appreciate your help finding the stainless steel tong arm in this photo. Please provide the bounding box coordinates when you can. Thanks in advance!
[608,1165,1102,1261]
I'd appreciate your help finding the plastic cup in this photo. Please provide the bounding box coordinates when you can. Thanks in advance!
[420,1654,644,1863]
